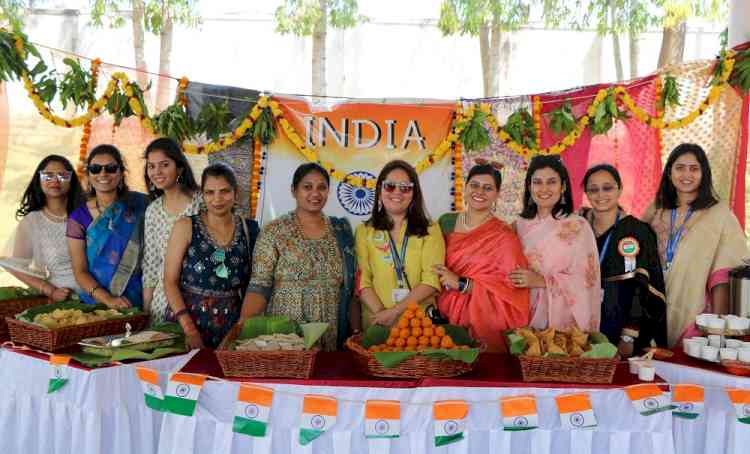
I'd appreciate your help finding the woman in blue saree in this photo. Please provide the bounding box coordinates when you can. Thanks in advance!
[67,145,147,309]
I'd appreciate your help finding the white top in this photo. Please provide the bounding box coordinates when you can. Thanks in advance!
[142,192,203,325]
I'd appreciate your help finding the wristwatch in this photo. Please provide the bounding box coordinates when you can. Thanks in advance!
[620,334,635,344]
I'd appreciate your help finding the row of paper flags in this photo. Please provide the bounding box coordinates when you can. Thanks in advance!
[124,366,750,447]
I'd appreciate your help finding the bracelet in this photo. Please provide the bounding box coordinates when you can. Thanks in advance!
[458,277,471,294]
[89,285,100,298]
[174,308,190,319]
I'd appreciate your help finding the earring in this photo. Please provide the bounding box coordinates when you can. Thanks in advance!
[377,200,383,212]
[149,183,155,192]
[177,174,183,184]
[491,201,497,213]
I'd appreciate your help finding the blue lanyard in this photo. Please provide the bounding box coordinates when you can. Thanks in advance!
[387,232,410,289]
[598,211,620,265]
[666,208,693,269]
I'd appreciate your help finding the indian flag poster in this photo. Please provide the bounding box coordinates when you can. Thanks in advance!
[555,393,597,430]
[727,388,750,424]
[624,384,675,416]
[48,354,70,394]
[233,384,274,437]
[365,400,400,439]
[299,394,337,445]
[672,384,704,420]
[135,366,164,411]
[162,373,207,417]
[500,395,538,431]
[433,400,468,447]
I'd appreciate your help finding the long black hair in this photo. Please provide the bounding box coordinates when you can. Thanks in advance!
[366,159,431,237]
[143,137,199,200]
[582,163,622,189]
[16,155,84,219]
[86,144,129,199]
[520,155,574,220]
[655,143,718,210]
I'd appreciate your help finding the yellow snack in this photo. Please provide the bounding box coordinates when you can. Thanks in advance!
[525,342,542,356]
[569,344,584,357]
[547,343,566,355]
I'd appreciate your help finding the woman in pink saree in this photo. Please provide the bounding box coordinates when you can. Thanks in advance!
[435,163,529,352]
[510,156,601,332]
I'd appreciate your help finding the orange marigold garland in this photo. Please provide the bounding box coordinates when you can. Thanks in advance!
[177,76,189,107]
[452,142,464,211]
[77,58,101,177]
[249,138,264,219]
[532,95,542,147]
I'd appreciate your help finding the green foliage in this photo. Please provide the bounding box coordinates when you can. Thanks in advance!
[196,99,234,142]
[709,48,729,87]
[659,73,681,110]
[106,82,149,126]
[457,109,491,152]
[548,101,576,136]
[152,103,195,141]
[0,28,39,82]
[250,106,278,145]
[438,0,531,37]
[0,0,26,30]
[729,50,750,94]
[89,0,201,32]
[58,58,95,110]
[502,107,537,149]
[591,89,629,135]
[275,0,366,36]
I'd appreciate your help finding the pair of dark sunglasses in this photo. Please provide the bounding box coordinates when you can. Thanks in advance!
[382,181,414,194]
[88,163,120,175]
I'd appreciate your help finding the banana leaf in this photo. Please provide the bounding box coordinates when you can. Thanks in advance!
[580,342,618,359]
[300,322,329,349]
[420,347,480,364]
[0,286,42,301]
[506,333,527,356]
[361,325,389,348]
[372,351,417,368]
[238,316,298,340]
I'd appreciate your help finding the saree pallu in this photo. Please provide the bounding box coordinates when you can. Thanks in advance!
[643,202,749,347]
[79,193,147,308]
[437,215,530,352]
[515,214,602,332]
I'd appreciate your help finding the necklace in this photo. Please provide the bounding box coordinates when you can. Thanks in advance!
[461,210,492,231]
[42,208,67,222]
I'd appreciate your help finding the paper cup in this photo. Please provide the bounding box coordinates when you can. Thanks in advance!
[696,314,713,326]
[638,366,656,381]
[701,345,719,362]
[726,339,744,349]
[628,357,645,374]
[692,337,709,347]
[708,334,723,348]
[738,348,750,363]
[708,318,726,330]
[720,348,739,361]
[685,340,702,358]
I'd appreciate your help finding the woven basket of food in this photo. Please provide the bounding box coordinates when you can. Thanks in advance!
[0,287,50,341]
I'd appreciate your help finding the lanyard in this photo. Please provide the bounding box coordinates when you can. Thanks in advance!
[387,232,410,289]
[666,208,693,269]
[597,211,620,265]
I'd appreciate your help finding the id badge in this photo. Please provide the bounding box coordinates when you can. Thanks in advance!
[392,288,410,304]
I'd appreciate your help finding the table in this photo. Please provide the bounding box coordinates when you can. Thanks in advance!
[157,351,674,454]
[0,347,195,454]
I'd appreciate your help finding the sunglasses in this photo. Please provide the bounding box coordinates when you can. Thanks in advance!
[382,181,414,194]
[39,171,72,183]
[88,163,120,175]
[585,185,617,195]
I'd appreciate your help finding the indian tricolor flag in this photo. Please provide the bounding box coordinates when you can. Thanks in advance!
[135,366,164,411]
[163,373,206,417]
[727,388,750,424]
[672,384,704,419]
[299,394,337,445]
[624,384,674,416]
[433,400,468,446]
[556,393,597,429]
[233,384,274,437]
[48,354,70,394]
[500,395,538,431]
[365,400,400,439]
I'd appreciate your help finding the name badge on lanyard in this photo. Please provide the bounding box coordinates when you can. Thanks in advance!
[387,232,410,303]
[665,208,693,275]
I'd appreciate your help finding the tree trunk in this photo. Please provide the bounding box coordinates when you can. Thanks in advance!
[488,19,501,97]
[312,0,327,97]
[611,0,624,81]
[479,24,490,97]
[156,13,174,110]
[657,21,687,69]
[629,22,639,78]
[131,0,149,104]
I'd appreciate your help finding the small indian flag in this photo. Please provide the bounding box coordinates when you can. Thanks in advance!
[233,384,274,437]
[135,366,164,411]
[365,400,400,439]
[501,395,538,431]
[624,384,675,416]
[48,355,70,394]
[433,400,468,446]
[556,393,597,429]
[299,394,337,445]
[672,384,704,419]
[727,388,750,424]
[162,373,206,417]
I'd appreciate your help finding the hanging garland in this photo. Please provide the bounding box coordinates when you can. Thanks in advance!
[77,58,101,177]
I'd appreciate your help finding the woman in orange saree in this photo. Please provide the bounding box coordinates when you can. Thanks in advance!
[435,163,530,352]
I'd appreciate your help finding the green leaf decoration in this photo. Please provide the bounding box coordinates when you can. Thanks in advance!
[300,322,329,349]
[659,74,681,110]
[588,331,609,344]
[729,49,750,93]
[591,90,628,135]
[70,351,116,368]
[502,107,537,149]
[238,316,298,340]
[548,102,576,136]
[457,109,490,152]
[361,324,389,349]
[153,104,196,142]
[58,58,94,111]
[0,286,42,301]
[372,350,418,368]
[441,325,473,346]
[709,49,728,87]
[580,342,618,359]
[250,106,277,145]
[197,100,235,141]
[506,333,527,356]
[110,345,187,362]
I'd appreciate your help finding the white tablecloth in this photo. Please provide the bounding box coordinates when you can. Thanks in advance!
[0,348,196,454]
[157,380,674,454]
[653,360,750,454]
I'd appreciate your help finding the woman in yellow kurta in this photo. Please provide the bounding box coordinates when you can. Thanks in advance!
[355,160,445,329]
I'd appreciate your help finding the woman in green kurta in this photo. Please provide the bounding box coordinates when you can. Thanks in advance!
[242,164,356,351]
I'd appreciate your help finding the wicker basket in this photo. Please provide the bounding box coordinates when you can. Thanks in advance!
[518,354,619,384]
[5,313,148,352]
[345,335,479,379]
[0,296,51,341]
[215,324,318,379]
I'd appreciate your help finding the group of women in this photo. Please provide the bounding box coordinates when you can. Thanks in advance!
[1,139,747,356]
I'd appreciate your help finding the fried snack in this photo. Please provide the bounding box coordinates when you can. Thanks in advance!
[570,326,588,347]
[553,332,568,353]
[526,341,542,356]
[569,343,584,357]
[538,327,555,345]
[547,343,566,355]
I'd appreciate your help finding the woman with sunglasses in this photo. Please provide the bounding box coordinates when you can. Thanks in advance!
[580,164,666,356]
[141,138,201,325]
[355,160,445,329]
[163,164,258,349]
[433,162,529,352]
[67,145,148,309]
[0,155,84,301]
[642,143,748,346]
[511,155,601,332]
[241,163,356,351]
